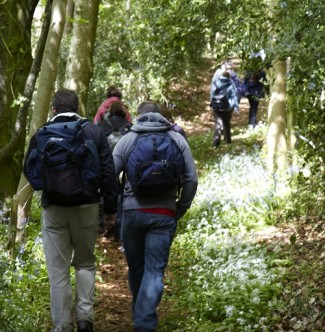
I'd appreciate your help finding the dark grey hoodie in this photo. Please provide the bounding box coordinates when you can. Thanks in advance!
[113,112,198,220]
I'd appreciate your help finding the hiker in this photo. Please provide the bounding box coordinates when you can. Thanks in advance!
[23,89,118,332]
[210,70,239,147]
[98,101,133,150]
[242,68,267,128]
[93,85,132,125]
[97,101,132,240]
[160,104,188,140]
[211,60,243,105]
[112,101,198,332]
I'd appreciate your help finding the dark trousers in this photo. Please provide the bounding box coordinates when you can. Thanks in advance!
[247,95,259,127]
[213,110,233,146]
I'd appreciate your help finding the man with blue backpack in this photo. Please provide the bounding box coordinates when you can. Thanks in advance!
[24,89,119,332]
[112,101,198,332]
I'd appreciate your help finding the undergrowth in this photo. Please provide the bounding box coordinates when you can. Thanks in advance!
[159,127,324,331]
[0,221,50,332]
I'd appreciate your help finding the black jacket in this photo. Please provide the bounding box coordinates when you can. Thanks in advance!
[99,115,132,136]
[24,113,119,214]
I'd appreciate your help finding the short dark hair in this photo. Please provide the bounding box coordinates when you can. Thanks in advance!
[137,101,160,116]
[52,89,79,113]
[108,101,126,118]
[106,85,122,99]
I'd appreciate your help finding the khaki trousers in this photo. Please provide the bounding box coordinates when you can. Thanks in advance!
[42,203,99,332]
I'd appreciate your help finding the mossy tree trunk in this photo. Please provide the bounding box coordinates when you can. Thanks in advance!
[63,0,100,117]
[0,0,38,201]
[12,0,53,247]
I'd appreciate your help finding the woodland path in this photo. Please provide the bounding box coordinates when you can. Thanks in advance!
[94,238,133,332]
[92,58,268,332]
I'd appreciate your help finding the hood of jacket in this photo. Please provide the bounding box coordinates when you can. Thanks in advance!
[131,112,171,132]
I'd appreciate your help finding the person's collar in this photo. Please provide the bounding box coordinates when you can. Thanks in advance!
[50,112,84,122]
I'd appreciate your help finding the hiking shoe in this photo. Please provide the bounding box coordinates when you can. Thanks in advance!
[77,320,93,332]
[213,138,220,148]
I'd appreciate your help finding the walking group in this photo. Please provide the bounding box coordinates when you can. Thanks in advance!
[209,59,267,147]
[23,88,198,332]
[22,55,266,331]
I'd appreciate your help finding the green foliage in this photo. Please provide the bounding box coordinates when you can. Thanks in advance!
[210,0,270,63]
[277,0,325,190]
[29,192,42,223]
[0,222,50,332]
[88,0,211,116]
[187,132,217,171]
[280,169,325,221]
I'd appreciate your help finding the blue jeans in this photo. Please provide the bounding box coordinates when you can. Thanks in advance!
[122,210,177,331]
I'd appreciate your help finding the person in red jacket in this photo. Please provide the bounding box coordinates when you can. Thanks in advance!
[93,85,132,125]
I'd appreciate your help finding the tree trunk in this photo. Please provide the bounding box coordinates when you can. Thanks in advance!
[65,0,75,33]
[265,0,288,173]
[266,59,288,173]
[126,0,131,25]
[286,57,297,162]
[56,0,75,88]
[64,0,100,117]
[12,0,53,247]
[14,0,67,248]
[0,0,39,200]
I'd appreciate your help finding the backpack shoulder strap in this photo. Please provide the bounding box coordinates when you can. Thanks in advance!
[104,117,116,131]
[80,118,90,127]
[118,121,132,134]
[78,119,91,141]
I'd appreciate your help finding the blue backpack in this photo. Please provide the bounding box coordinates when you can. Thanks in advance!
[25,118,100,196]
[211,84,231,111]
[125,131,185,197]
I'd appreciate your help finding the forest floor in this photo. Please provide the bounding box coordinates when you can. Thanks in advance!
[93,58,324,331]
